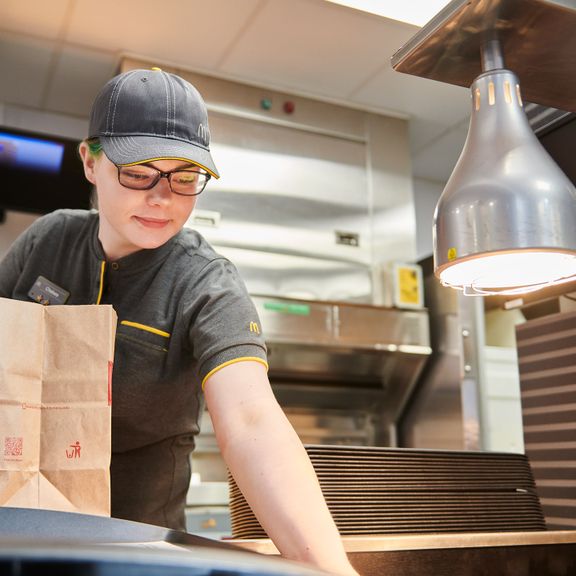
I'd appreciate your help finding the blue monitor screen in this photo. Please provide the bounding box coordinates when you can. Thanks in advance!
[0,126,92,214]
[0,132,65,174]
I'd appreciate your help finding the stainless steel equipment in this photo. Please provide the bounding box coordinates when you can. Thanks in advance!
[0,507,328,576]
[253,295,431,438]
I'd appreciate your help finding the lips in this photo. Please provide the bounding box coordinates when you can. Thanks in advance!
[133,216,171,229]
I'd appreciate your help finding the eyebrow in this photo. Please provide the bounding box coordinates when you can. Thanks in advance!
[140,162,203,172]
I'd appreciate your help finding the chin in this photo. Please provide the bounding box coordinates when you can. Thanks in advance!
[139,237,172,250]
[131,224,179,249]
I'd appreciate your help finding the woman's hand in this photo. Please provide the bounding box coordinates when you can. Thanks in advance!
[204,360,360,576]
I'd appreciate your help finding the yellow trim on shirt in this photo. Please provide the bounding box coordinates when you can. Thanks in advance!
[202,357,269,390]
[96,261,106,304]
[120,320,171,338]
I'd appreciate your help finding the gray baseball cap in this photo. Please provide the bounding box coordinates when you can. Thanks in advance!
[88,68,219,178]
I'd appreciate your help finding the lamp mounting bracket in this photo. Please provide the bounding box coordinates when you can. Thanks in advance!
[391,0,576,113]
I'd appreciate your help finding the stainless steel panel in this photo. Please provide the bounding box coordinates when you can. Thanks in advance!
[252,296,432,414]
[253,296,333,345]
[336,304,430,349]
[253,295,431,349]
[283,408,376,446]
[266,344,429,402]
[400,259,468,450]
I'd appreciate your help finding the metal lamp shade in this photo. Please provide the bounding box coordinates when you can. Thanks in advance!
[433,69,576,295]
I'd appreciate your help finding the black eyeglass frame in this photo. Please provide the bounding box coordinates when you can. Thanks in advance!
[115,164,211,197]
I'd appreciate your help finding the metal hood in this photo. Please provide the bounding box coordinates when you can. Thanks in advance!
[252,295,432,424]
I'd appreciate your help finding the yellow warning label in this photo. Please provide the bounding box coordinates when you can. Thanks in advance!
[397,266,421,306]
[447,247,457,261]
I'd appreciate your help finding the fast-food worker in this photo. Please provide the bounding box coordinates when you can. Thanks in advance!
[0,68,359,576]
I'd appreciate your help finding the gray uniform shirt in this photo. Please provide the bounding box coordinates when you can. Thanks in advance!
[0,209,267,529]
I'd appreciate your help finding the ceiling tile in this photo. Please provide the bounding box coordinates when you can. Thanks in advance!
[0,32,54,108]
[354,65,471,124]
[411,120,469,182]
[409,115,469,156]
[0,0,70,39]
[44,46,118,116]
[409,118,449,154]
[218,0,418,99]
[65,0,263,70]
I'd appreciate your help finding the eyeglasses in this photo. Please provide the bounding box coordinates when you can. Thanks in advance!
[116,164,211,196]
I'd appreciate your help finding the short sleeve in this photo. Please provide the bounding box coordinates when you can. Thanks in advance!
[0,219,40,297]
[186,258,268,386]
[0,211,69,298]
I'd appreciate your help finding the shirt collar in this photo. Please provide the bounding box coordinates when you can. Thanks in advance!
[89,211,179,273]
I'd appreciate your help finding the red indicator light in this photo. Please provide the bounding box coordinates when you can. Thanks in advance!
[283,101,295,114]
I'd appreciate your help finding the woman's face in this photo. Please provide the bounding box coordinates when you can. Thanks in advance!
[79,143,198,261]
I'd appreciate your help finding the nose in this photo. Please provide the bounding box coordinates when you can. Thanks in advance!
[146,175,172,205]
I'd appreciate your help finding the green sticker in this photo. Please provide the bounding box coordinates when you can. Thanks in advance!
[264,302,311,316]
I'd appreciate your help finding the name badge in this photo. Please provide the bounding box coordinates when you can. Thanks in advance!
[28,276,70,305]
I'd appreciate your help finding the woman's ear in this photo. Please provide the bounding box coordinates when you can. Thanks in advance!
[78,141,97,185]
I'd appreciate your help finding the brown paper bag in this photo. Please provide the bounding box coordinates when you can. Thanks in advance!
[0,297,116,516]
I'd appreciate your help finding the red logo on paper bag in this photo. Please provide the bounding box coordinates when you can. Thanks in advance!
[66,441,82,459]
[108,361,113,406]
[4,436,23,459]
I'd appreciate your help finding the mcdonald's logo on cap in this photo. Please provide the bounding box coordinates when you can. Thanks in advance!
[249,322,260,334]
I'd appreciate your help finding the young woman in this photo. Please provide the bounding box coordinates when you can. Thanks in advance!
[0,68,359,576]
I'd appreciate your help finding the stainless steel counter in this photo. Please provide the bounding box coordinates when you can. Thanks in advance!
[0,507,327,576]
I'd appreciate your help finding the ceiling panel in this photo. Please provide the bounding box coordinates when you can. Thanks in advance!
[0,32,54,108]
[354,64,471,124]
[43,46,118,116]
[219,0,418,101]
[409,114,470,156]
[65,0,263,70]
[0,0,70,39]
[410,117,455,156]
[411,120,469,182]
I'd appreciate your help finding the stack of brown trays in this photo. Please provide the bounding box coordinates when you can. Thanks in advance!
[516,309,576,529]
[229,445,545,539]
